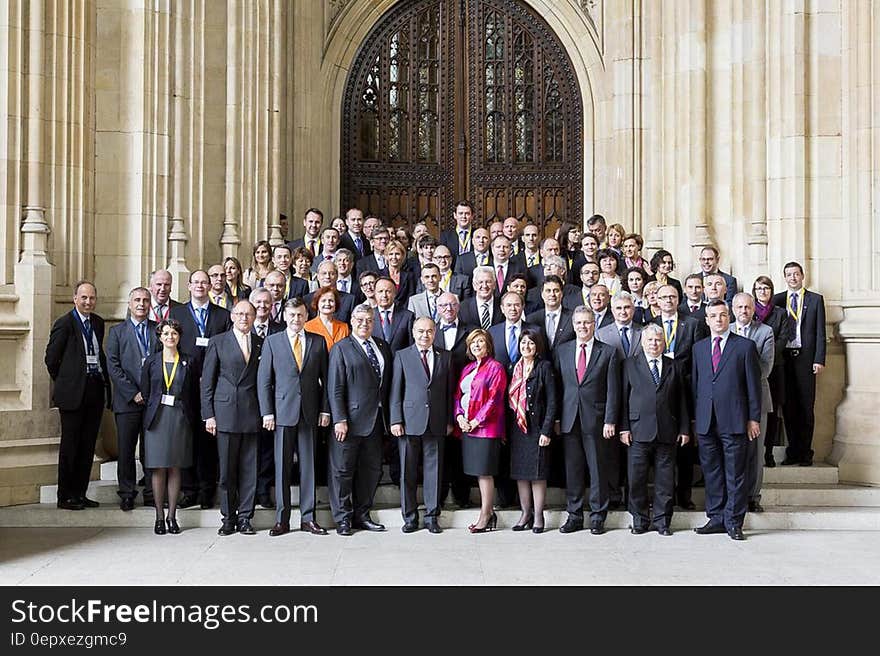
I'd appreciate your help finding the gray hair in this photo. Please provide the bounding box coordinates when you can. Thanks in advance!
[128,286,150,298]
[571,305,596,322]
[543,255,567,271]
[335,248,354,261]
[732,292,755,307]
[611,290,635,306]
[641,323,664,340]
[351,303,374,317]
[249,287,272,303]
[472,265,496,283]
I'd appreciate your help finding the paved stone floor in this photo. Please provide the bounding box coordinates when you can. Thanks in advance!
[2,527,879,585]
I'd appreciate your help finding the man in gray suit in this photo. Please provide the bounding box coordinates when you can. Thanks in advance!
[105,287,156,511]
[258,298,331,536]
[732,292,775,513]
[389,318,454,534]
[202,300,263,536]
[407,262,444,320]
[327,304,394,535]
[595,290,643,508]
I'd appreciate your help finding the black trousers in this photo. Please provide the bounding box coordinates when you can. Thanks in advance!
[607,439,627,504]
[256,427,274,498]
[275,423,317,525]
[698,416,749,530]
[675,440,697,504]
[783,350,817,463]
[182,423,219,500]
[328,418,383,525]
[217,432,258,522]
[57,377,105,502]
[114,410,152,500]
[562,419,611,524]
[399,433,444,523]
[627,441,676,529]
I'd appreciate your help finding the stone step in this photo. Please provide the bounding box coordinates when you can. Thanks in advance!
[2,504,880,531]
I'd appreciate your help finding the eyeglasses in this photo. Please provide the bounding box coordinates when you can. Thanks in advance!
[437,302,456,309]
[352,317,373,324]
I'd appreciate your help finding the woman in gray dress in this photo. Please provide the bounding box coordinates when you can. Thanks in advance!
[140,319,198,535]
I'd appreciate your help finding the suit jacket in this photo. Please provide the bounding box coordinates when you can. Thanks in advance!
[390,269,419,309]
[526,263,544,289]
[433,320,477,374]
[372,306,414,353]
[442,272,472,300]
[168,302,232,373]
[303,290,355,323]
[509,358,558,438]
[679,299,707,323]
[45,310,111,410]
[489,321,539,372]
[355,253,389,278]
[772,289,826,365]
[699,270,738,304]
[526,308,575,350]
[737,321,775,415]
[338,231,371,260]
[553,339,621,435]
[619,355,690,443]
[440,227,474,265]
[493,259,527,295]
[691,333,762,435]
[200,330,263,433]
[285,275,310,301]
[562,285,593,311]
[106,318,159,413]
[226,282,253,302]
[596,322,644,359]
[140,350,200,430]
[287,236,322,257]
[453,250,492,279]
[389,345,455,436]
[257,330,329,426]
[251,319,285,338]
[327,336,393,435]
[407,290,445,320]
[459,296,503,328]
[760,305,794,405]
[651,312,707,366]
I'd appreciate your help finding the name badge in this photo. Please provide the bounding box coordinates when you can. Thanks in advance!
[161,394,175,406]
[196,337,210,347]
[86,354,99,365]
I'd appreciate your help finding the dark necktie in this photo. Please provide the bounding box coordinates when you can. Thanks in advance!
[83,318,98,374]
[790,293,799,316]
[480,303,491,330]
[363,340,381,379]
[256,323,267,339]
[382,310,392,342]
[577,343,587,383]
[620,326,630,355]
[665,319,675,352]
[137,322,149,357]
[421,349,431,380]
[508,325,519,363]
[712,336,722,373]
[354,235,363,255]
[650,358,660,386]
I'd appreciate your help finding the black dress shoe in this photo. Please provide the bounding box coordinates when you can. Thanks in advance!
[79,497,99,508]
[57,499,84,510]
[728,526,746,540]
[217,522,236,536]
[630,525,648,535]
[798,460,813,467]
[300,520,328,535]
[657,526,673,536]
[142,496,155,508]
[154,519,167,535]
[780,458,799,466]
[748,501,765,513]
[694,521,727,535]
[425,521,442,534]
[200,499,215,510]
[120,497,135,512]
[166,517,181,534]
[608,501,625,511]
[237,520,256,535]
[764,454,776,468]
[269,523,290,536]
[178,494,198,508]
[590,522,606,535]
[401,522,419,533]
[256,494,273,509]
[353,517,386,532]
[677,500,697,511]
[336,522,353,536]
[559,517,584,534]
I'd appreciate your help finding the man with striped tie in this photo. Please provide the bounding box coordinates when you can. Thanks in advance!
[691,299,762,540]
[459,266,502,330]
[147,269,180,323]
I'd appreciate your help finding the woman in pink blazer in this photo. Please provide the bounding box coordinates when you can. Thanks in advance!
[454,328,508,533]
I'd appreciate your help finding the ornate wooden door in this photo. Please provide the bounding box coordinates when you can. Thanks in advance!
[341,0,583,237]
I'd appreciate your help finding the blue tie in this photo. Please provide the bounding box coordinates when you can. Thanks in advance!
[382,310,392,342]
[508,325,519,363]
[363,340,381,379]
[791,293,798,314]
[650,359,660,386]
[137,322,149,357]
[355,236,363,255]
[665,320,675,352]
[620,326,630,355]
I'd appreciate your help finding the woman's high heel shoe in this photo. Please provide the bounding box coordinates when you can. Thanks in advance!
[167,517,181,534]
[532,512,545,534]
[512,512,534,531]
[468,512,498,533]
[154,518,167,535]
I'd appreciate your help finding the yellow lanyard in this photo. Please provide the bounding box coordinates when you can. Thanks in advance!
[229,282,238,297]
[441,270,452,289]
[663,315,678,351]
[162,352,180,393]
[787,289,803,323]
[458,230,470,252]
[210,292,226,307]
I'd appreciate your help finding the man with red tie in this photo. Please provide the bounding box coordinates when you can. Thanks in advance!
[286,207,324,257]
[148,269,179,323]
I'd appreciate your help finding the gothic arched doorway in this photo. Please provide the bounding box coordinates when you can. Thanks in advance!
[340,0,584,237]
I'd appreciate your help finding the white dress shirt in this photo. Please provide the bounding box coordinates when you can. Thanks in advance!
[573,338,595,370]
[356,337,385,376]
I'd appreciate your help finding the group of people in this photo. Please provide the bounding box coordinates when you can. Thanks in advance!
[44,204,826,541]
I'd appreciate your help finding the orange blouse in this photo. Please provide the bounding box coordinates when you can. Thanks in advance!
[305,317,350,351]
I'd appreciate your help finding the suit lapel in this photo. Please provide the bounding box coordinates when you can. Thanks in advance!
[351,337,380,382]
[578,343,602,386]
[713,335,735,378]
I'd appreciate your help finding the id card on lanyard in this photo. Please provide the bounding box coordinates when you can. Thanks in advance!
[190,304,210,347]
[72,311,100,368]
[161,352,180,406]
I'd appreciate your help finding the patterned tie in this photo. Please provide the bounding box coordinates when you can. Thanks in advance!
[421,349,431,380]
[377,255,385,270]
[354,235,363,255]
[257,323,267,339]
[480,303,491,330]
[428,294,437,320]
[292,334,302,369]
[528,255,535,267]
[546,313,556,346]
[576,343,587,383]
[790,293,798,316]
[198,307,207,333]
[496,265,505,292]
[382,310,392,341]
[508,324,519,363]
[620,326,630,355]
[308,239,316,256]
[665,320,675,352]
[712,336,722,373]
[340,280,348,293]
[650,358,660,386]
[459,230,467,254]
[363,340,381,379]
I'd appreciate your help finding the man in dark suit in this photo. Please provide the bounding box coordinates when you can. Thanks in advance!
[773,261,826,467]
[691,299,762,540]
[147,269,180,323]
[286,207,324,257]
[619,323,691,536]
[338,207,371,260]
[433,245,471,300]
[169,270,232,509]
[202,300,263,535]
[653,283,707,510]
[527,275,575,351]
[390,318,454,533]
[563,261,600,310]
[326,304,394,535]
[697,246,738,304]
[334,248,360,299]
[587,284,614,330]
[373,277,414,352]
[355,226,391,277]
[310,226,341,273]
[105,287,156,510]
[553,306,620,534]
[453,227,492,279]
[679,274,708,319]
[488,291,538,374]
[515,222,542,269]
[490,235,527,296]
[439,199,476,267]
[270,245,310,301]
[45,280,112,510]
[502,216,524,257]
[304,260,355,322]
[459,266,503,329]
[258,298,331,536]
